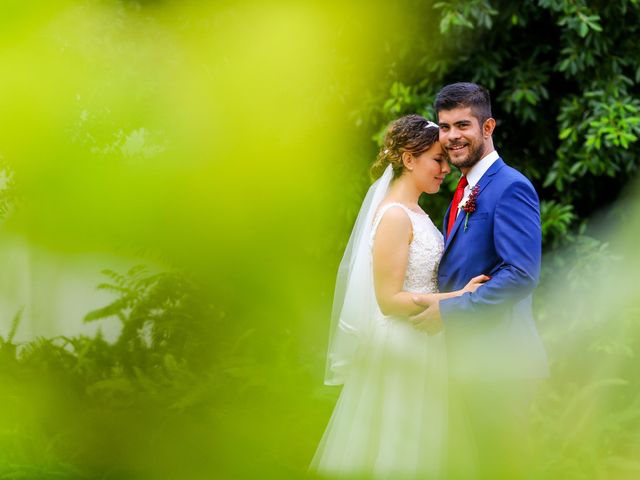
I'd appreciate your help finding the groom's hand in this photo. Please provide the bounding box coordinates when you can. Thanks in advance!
[409,299,443,335]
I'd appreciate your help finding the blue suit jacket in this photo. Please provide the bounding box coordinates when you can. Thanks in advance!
[439,158,548,380]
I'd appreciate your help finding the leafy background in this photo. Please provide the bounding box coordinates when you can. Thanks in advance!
[0,0,639,478]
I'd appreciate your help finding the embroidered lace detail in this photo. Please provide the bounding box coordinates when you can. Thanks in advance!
[371,203,444,295]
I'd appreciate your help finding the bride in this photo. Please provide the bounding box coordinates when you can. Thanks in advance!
[311,114,487,478]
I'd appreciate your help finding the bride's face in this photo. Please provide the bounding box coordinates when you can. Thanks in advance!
[411,141,450,194]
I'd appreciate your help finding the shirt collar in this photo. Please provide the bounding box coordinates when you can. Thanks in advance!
[466,150,499,187]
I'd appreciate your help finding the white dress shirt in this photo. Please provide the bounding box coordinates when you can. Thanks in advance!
[454,150,499,219]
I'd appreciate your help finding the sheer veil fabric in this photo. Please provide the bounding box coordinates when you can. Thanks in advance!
[324,165,393,386]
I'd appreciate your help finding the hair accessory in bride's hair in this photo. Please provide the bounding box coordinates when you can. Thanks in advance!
[424,121,439,129]
[383,149,389,154]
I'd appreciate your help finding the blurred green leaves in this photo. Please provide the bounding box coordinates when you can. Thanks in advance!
[0,1,444,478]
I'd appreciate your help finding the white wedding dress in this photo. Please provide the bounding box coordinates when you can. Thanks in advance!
[311,202,448,479]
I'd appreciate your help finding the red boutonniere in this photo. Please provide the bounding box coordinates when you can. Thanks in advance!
[461,185,480,232]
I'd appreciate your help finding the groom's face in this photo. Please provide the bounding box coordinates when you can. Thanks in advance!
[437,107,486,170]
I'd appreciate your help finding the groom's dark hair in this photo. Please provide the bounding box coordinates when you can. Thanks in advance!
[434,82,492,125]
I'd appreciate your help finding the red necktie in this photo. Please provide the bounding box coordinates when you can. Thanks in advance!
[447,176,468,237]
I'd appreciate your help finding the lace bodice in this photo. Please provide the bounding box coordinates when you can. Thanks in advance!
[371,203,444,294]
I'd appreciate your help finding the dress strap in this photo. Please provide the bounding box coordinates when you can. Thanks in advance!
[371,202,414,239]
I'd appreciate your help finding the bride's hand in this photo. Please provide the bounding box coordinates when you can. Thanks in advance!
[463,274,490,294]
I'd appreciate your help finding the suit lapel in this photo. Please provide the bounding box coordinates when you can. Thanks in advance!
[442,204,452,237]
[444,205,466,250]
[443,158,505,254]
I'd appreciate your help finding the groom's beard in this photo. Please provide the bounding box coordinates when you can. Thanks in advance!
[448,138,485,170]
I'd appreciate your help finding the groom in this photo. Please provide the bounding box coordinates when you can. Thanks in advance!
[411,82,548,476]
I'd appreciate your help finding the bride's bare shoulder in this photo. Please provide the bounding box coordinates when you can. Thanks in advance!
[373,203,412,244]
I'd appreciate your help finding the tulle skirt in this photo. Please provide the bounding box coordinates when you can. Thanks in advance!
[311,314,448,479]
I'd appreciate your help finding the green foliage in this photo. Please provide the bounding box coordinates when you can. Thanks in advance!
[0,263,319,478]
[364,0,640,246]
[532,229,640,479]
[0,159,18,222]
[548,83,640,193]
[0,266,225,478]
[84,265,218,373]
[434,0,498,33]
[540,200,576,248]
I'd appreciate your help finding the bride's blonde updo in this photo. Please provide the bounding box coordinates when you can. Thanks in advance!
[370,114,440,180]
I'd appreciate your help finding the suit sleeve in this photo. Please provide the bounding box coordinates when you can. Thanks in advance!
[440,180,541,329]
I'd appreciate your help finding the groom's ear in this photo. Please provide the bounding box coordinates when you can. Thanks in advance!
[482,117,496,138]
